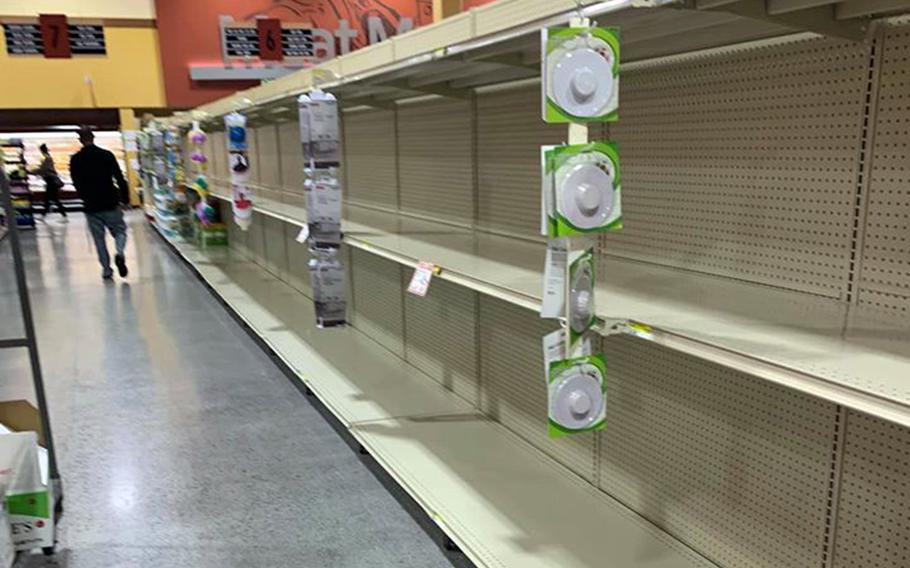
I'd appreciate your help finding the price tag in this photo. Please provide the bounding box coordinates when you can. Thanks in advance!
[295,225,310,244]
[407,261,436,297]
[626,321,654,340]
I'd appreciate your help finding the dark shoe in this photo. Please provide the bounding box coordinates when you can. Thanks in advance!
[115,254,128,278]
[102,270,114,280]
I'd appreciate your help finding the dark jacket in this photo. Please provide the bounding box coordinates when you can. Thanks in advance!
[69,145,129,213]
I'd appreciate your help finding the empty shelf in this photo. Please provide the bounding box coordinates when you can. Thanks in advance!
[155,224,711,568]
[208,190,910,427]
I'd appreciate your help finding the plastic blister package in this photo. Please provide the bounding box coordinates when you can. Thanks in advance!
[542,26,620,123]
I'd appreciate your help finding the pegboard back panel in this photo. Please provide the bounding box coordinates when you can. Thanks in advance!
[604,36,870,298]
[255,123,281,190]
[284,225,312,298]
[402,274,480,405]
[342,108,398,210]
[246,212,267,266]
[598,335,837,568]
[278,119,305,200]
[350,248,405,357]
[262,215,289,281]
[398,97,474,226]
[857,24,910,313]
[477,296,596,482]
[211,130,229,183]
[221,200,248,258]
[832,411,910,567]
[476,85,565,239]
[245,126,260,186]
[203,131,218,183]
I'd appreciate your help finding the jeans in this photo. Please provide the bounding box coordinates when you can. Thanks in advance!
[86,209,127,276]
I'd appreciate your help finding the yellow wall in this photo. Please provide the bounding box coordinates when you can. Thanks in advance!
[0,26,166,109]
[0,0,155,19]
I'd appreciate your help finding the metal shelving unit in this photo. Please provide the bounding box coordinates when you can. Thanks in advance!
[0,170,62,555]
[156,228,713,568]
[1,142,35,230]
[155,2,910,568]
[205,185,910,429]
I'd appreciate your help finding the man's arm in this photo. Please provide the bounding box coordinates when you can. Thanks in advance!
[109,151,129,206]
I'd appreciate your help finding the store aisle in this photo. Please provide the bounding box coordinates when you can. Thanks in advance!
[0,214,455,567]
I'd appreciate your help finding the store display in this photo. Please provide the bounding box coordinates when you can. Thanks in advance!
[145,122,191,240]
[542,26,619,123]
[0,496,12,568]
[1,141,34,229]
[298,91,342,247]
[0,431,54,551]
[540,238,567,318]
[298,91,346,326]
[225,112,253,231]
[568,247,595,344]
[308,250,347,328]
[187,121,226,247]
[543,142,621,237]
[165,126,192,238]
[547,354,607,438]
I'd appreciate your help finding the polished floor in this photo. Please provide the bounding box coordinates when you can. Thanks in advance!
[0,213,454,567]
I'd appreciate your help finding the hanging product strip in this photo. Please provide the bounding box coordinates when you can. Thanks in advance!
[539,21,620,439]
[298,91,347,328]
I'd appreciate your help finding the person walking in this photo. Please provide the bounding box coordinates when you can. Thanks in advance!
[69,127,131,280]
[31,143,68,222]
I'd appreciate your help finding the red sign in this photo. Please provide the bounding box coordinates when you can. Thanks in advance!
[39,14,70,58]
[256,18,282,61]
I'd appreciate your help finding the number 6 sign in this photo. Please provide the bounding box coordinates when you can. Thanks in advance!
[256,18,282,61]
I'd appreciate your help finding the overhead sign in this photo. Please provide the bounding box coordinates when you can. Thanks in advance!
[3,15,106,57]
[219,17,414,64]
[282,28,315,58]
[2,23,43,55]
[68,24,105,55]
[39,14,69,57]
[222,21,328,62]
[256,18,282,61]
[223,24,259,57]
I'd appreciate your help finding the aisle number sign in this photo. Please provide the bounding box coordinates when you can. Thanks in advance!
[220,16,413,63]
[2,14,106,57]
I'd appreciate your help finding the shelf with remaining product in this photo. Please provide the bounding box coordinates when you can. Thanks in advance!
[3,141,35,229]
[155,223,712,568]
[205,184,910,429]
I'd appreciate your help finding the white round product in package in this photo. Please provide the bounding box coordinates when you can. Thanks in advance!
[549,363,605,430]
[556,151,616,231]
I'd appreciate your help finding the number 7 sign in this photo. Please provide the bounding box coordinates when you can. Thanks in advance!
[39,14,70,58]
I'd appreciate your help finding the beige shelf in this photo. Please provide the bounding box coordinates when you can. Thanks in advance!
[209,189,910,428]
[173,242,469,427]
[157,225,710,568]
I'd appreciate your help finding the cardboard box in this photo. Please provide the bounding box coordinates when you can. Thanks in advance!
[0,401,53,552]
[0,488,13,568]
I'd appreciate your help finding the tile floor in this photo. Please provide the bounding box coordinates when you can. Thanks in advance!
[0,213,454,567]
